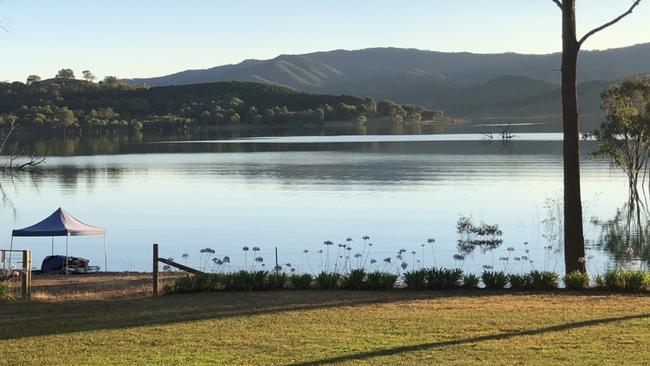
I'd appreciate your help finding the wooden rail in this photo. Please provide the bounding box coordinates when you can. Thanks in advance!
[158,257,203,275]
[152,243,204,296]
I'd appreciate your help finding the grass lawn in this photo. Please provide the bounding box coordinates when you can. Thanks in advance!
[1,274,650,365]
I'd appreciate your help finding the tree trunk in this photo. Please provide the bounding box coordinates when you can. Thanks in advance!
[561,0,586,273]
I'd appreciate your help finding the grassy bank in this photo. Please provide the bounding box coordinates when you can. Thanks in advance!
[1,274,650,365]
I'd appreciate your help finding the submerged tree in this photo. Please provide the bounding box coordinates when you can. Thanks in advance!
[593,76,650,221]
[551,0,642,273]
[456,215,504,255]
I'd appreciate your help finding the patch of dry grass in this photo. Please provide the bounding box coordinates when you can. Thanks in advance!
[22,272,177,301]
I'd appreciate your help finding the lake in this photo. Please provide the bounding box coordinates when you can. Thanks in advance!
[0,129,638,275]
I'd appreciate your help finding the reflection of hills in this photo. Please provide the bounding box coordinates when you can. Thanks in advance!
[19,133,599,156]
[17,140,608,193]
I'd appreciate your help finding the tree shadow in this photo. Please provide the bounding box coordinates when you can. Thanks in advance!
[289,312,650,366]
[1,290,648,345]
[0,290,481,340]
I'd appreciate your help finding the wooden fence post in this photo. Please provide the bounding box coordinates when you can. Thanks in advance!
[21,250,32,299]
[153,243,159,296]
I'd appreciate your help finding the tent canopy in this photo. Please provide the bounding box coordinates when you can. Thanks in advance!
[12,207,106,237]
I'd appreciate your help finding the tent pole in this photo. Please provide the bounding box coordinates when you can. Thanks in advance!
[51,237,54,255]
[103,234,107,272]
[65,235,69,275]
[8,236,14,269]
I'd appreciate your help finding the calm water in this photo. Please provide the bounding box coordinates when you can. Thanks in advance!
[0,132,635,274]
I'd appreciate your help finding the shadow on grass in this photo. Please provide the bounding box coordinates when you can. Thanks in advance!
[0,291,475,340]
[290,312,650,366]
[1,290,648,343]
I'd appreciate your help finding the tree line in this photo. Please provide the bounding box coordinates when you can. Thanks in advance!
[0,69,443,134]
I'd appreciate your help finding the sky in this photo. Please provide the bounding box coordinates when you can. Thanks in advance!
[1,0,649,82]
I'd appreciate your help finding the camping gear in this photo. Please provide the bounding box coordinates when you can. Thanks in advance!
[40,255,100,274]
[10,208,107,272]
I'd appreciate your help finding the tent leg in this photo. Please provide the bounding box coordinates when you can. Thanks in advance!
[52,237,54,255]
[8,236,14,269]
[65,236,69,275]
[103,234,107,272]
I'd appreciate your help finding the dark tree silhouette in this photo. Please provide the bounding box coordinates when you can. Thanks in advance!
[552,0,642,273]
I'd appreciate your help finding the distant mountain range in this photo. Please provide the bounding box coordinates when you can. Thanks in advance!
[128,43,650,126]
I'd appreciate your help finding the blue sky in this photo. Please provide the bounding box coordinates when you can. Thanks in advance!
[1,0,649,82]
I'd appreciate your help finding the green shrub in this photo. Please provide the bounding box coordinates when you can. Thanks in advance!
[462,273,480,289]
[222,271,269,291]
[267,272,288,290]
[529,271,559,290]
[602,270,650,292]
[403,269,428,290]
[621,271,650,292]
[289,274,313,290]
[315,272,340,290]
[166,274,225,293]
[251,271,269,291]
[166,275,197,293]
[508,273,532,290]
[342,269,367,290]
[426,268,464,290]
[594,274,605,289]
[379,273,398,290]
[482,271,508,290]
[228,271,255,291]
[563,271,590,290]
[604,271,622,290]
[220,272,238,291]
[366,272,397,290]
[0,281,8,298]
[197,273,222,291]
[365,271,383,290]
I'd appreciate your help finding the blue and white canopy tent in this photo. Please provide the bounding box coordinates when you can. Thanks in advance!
[10,208,107,272]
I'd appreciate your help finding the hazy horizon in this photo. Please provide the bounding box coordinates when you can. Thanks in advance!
[2,0,650,82]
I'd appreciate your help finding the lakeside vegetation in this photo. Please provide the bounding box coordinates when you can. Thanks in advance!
[164,268,650,294]
[0,70,445,137]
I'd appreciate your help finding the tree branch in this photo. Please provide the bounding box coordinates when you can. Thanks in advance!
[0,118,17,154]
[551,0,563,10]
[16,156,46,170]
[1,120,46,171]
[578,0,642,46]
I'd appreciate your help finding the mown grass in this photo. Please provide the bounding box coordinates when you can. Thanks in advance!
[1,274,650,365]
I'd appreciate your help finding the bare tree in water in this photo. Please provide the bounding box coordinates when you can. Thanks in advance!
[551,0,642,273]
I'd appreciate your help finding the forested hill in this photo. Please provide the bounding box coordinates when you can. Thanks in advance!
[127,43,650,121]
[0,79,437,132]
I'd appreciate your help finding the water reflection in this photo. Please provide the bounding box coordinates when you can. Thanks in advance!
[11,123,447,157]
[592,201,650,269]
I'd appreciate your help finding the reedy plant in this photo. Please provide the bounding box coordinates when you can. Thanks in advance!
[366,271,397,290]
[462,273,480,289]
[342,269,366,290]
[403,269,428,290]
[315,271,340,290]
[563,271,590,290]
[289,274,313,290]
[528,271,559,290]
[482,271,508,290]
